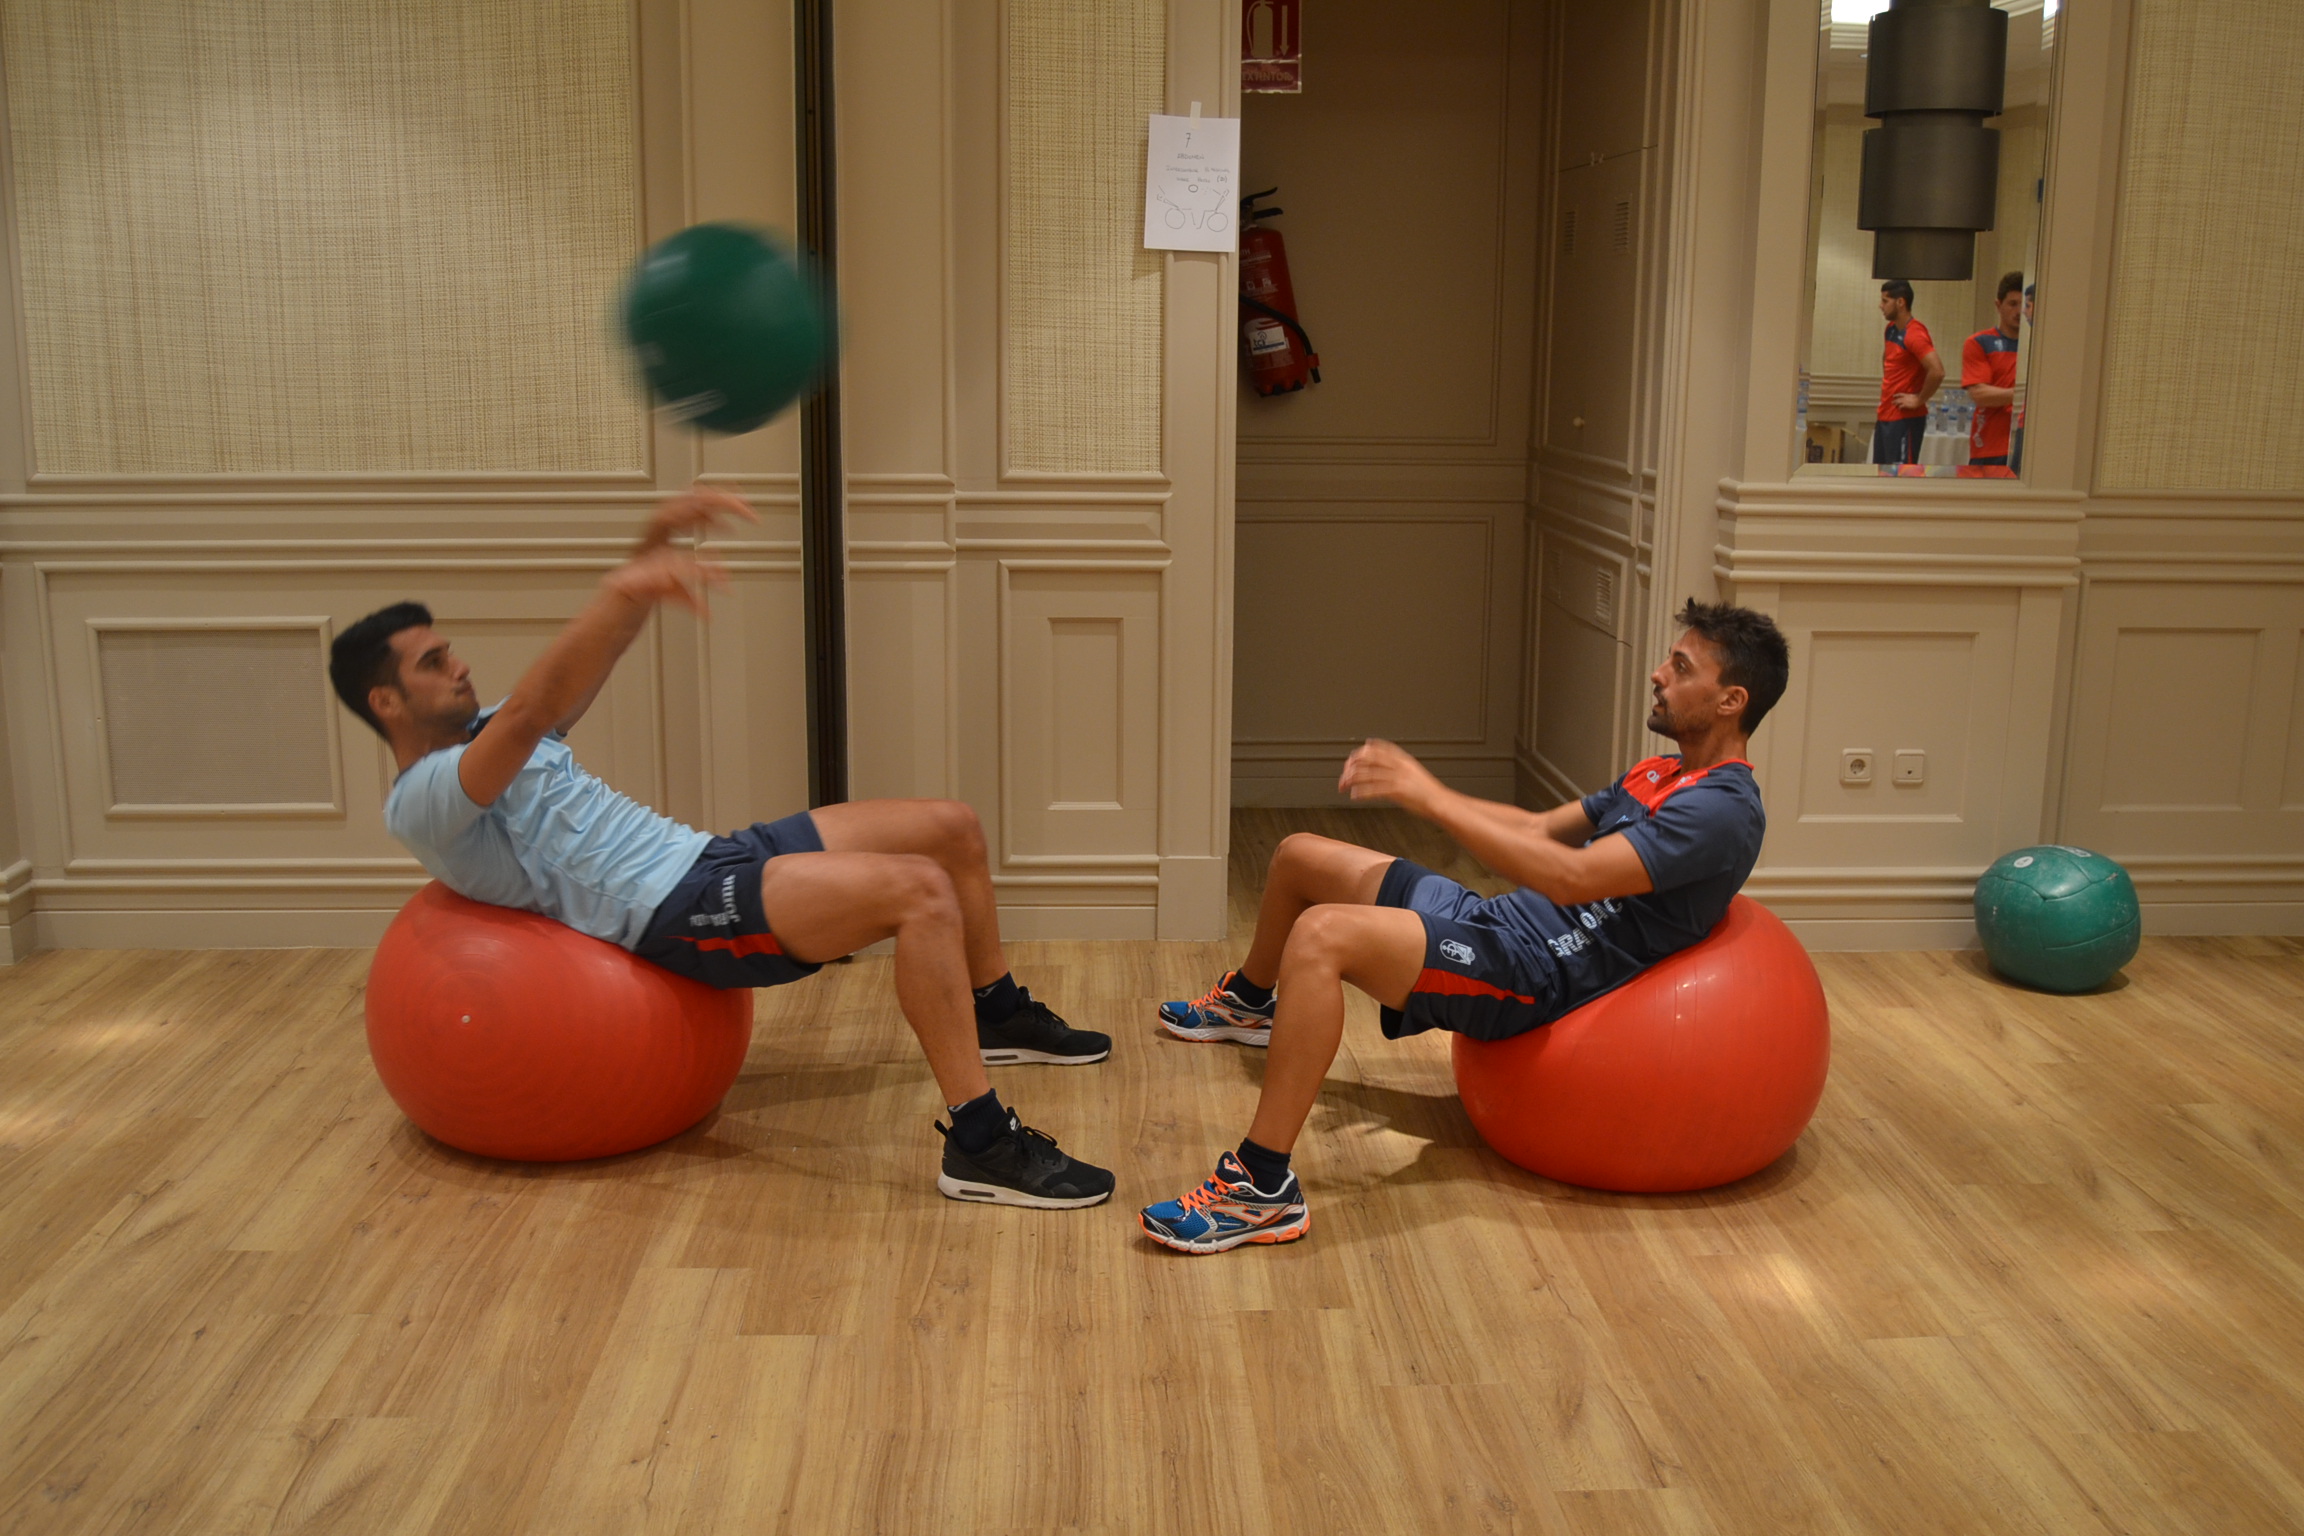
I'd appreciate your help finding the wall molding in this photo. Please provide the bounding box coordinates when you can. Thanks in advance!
[1233,758,1518,808]
[1717,548,2081,588]
[2081,558,2304,584]
[1720,477,2089,522]
[1514,743,1587,806]
[1237,460,1530,504]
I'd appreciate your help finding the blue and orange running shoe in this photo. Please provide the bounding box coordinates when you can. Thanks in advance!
[1157,970,1275,1046]
[1139,1151,1310,1254]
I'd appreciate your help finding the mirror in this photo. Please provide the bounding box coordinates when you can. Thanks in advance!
[1795,0,2057,478]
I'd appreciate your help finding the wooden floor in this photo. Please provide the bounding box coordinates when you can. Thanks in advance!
[5,809,2304,1534]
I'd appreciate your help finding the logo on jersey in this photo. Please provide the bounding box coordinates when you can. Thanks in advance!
[1439,938,1474,965]
[689,873,742,927]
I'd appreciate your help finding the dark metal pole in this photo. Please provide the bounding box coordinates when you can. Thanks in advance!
[796,0,848,807]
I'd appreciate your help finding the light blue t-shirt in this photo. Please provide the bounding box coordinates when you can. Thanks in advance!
[385,707,711,948]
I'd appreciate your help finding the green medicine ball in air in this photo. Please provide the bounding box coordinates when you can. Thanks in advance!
[621,223,832,436]
[1973,845,2141,994]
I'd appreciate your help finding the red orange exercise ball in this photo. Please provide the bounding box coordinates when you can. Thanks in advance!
[1451,896,1830,1193]
[364,883,754,1161]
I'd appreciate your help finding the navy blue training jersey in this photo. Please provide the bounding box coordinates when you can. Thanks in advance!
[1487,756,1767,1014]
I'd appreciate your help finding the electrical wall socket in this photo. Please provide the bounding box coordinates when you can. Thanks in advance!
[1894,749,1926,785]
[1841,749,1874,784]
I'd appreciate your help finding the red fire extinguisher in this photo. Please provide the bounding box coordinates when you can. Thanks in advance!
[1239,188,1320,395]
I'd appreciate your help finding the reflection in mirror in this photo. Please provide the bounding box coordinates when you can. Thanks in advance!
[1795,0,2056,478]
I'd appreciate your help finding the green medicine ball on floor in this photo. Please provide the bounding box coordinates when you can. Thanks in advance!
[621,223,832,436]
[1973,845,2141,993]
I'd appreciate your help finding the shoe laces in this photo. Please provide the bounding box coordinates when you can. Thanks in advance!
[1005,1117,1062,1158]
[1178,1173,1239,1214]
[1194,971,1247,1009]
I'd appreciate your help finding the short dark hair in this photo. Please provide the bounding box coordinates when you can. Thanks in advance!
[1880,278,1915,305]
[1996,269,2025,302]
[1674,598,1791,733]
[330,601,432,739]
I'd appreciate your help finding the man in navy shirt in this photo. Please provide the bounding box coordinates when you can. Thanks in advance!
[1141,599,1789,1253]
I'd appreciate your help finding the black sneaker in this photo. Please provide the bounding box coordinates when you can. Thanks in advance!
[936,1112,1115,1209]
[977,989,1111,1066]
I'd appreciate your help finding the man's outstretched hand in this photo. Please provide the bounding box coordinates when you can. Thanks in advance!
[635,483,758,555]
[605,544,728,618]
[1339,738,1448,817]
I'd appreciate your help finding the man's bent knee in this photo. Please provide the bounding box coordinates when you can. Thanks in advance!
[1273,831,1326,868]
[926,799,987,862]
[1283,903,1367,967]
[890,853,962,923]
[1281,903,1423,1005]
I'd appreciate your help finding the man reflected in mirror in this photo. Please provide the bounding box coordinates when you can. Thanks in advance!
[1962,271,2025,469]
[2012,281,2036,473]
[1873,278,1942,466]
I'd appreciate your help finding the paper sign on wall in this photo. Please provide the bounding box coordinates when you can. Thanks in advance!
[1143,113,1240,253]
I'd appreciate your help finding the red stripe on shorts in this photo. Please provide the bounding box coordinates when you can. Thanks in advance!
[1413,968,1537,1006]
[677,931,786,958]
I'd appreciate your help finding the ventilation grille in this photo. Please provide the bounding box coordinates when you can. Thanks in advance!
[98,626,335,808]
[1612,199,1633,252]
[1559,208,1578,259]
[1545,547,1621,634]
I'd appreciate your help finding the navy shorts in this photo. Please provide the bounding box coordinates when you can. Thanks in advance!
[634,811,827,990]
[1872,416,1925,465]
[1373,859,1564,1042]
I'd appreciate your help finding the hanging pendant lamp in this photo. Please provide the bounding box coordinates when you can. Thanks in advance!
[1858,0,2009,281]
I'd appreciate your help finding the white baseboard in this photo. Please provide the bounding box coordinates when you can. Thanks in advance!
[1780,916,1979,952]
[2140,902,2304,936]
[995,905,1158,941]
[11,890,2297,957]
[34,906,397,951]
[1157,855,1227,941]
[1232,772,1516,808]
[0,859,32,965]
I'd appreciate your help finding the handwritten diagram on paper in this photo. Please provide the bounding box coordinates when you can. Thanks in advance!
[1143,113,1241,252]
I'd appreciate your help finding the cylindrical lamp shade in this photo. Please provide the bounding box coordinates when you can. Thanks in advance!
[1858,0,2009,282]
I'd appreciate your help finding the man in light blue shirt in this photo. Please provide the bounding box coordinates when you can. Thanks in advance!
[332,486,1111,1210]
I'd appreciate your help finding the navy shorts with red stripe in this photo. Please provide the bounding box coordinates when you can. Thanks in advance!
[634,811,826,989]
[1373,858,1566,1042]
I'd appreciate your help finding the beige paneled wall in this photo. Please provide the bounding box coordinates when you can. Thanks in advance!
[1686,0,2304,944]
[0,0,1239,955]
[0,0,755,955]
[1809,106,2044,386]
[838,0,955,813]
[2095,0,2304,493]
[1232,0,1542,806]
[0,0,648,477]
[1696,0,2089,948]
[2054,0,2304,931]
[843,0,1234,939]
[1520,0,1669,811]
[1809,114,1979,382]
[0,0,739,951]
[0,671,21,962]
[1003,0,1167,476]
